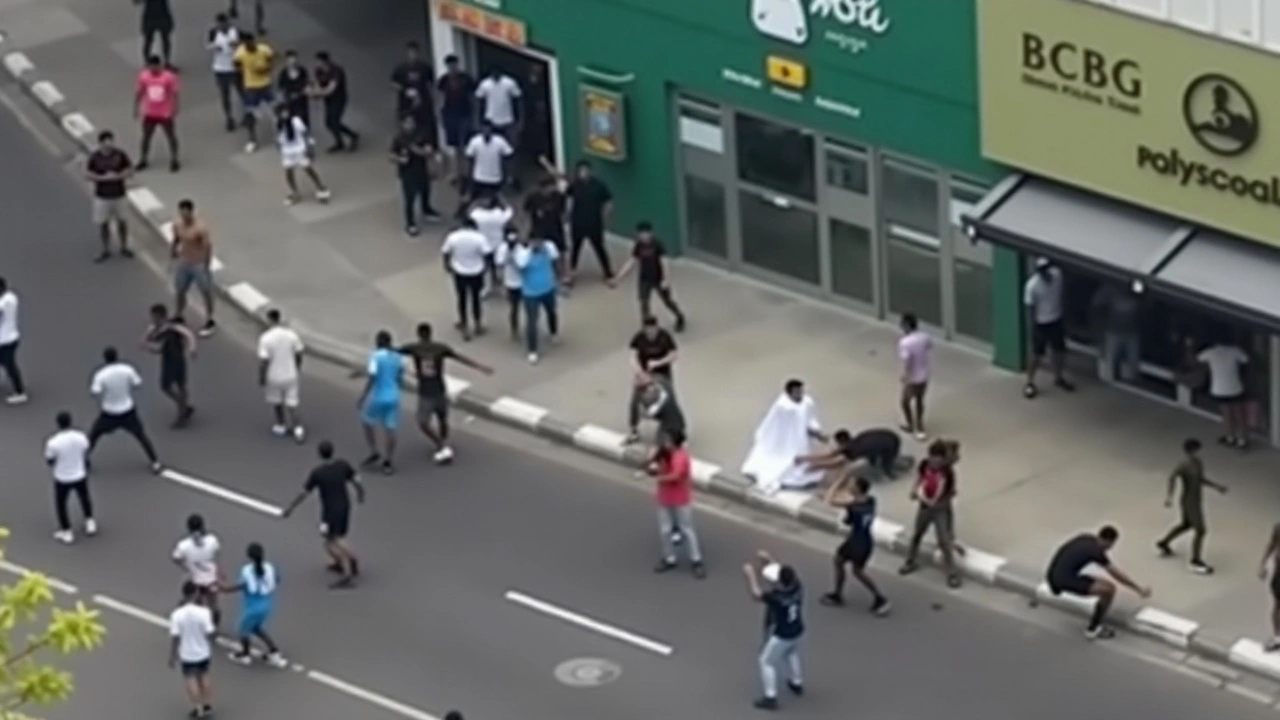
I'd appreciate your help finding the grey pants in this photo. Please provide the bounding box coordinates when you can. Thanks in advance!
[759,635,802,698]
[904,502,957,571]
[658,505,701,563]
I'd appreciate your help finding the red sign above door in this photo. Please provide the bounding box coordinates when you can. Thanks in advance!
[437,0,528,48]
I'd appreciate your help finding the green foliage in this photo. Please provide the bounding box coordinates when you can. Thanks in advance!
[0,528,105,719]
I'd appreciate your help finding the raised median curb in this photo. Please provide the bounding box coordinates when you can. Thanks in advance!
[3,46,1272,684]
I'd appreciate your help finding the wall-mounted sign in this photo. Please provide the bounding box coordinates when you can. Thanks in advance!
[580,86,627,161]
[765,55,807,89]
[751,0,892,54]
[438,0,527,48]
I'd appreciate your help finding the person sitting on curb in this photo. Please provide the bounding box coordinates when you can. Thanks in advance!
[1046,525,1151,640]
[636,372,685,444]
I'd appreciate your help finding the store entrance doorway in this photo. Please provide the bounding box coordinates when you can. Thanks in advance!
[468,37,557,184]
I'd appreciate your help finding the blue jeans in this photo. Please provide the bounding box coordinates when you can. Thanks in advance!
[523,291,558,353]
[758,635,802,698]
[1101,331,1140,382]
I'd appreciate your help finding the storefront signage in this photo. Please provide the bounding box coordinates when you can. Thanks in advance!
[580,86,627,162]
[979,0,1280,246]
[437,0,526,48]
[765,55,807,90]
[751,0,891,55]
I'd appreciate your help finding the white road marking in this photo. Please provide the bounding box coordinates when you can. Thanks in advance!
[226,281,271,313]
[306,670,440,720]
[503,590,674,657]
[160,468,284,517]
[0,559,79,593]
[93,593,168,628]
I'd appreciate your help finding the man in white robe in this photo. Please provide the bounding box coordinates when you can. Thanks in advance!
[741,379,827,494]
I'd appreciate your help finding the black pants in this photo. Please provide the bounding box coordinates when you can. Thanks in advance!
[399,173,432,227]
[323,100,358,147]
[214,71,240,124]
[0,340,24,394]
[88,409,159,463]
[639,280,684,322]
[228,0,265,34]
[570,224,613,278]
[141,18,173,66]
[903,502,958,571]
[140,118,178,162]
[54,479,93,531]
[452,273,484,328]
[284,97,311,133]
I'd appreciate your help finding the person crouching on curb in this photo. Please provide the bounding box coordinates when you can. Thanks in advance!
[897,439,962,588]
[636,372,685,442]
[648,429,705,578]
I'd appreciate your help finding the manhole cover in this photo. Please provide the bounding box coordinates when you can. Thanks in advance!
[554,658,621,687]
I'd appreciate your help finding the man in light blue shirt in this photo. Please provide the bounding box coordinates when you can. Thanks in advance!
[515,236,560,364]
[358,330,403,474]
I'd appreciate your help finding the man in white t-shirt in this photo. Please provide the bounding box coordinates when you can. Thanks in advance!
[0,277,25,404]
[207,14,240,130]
[173,513,223,624]
[463,124,513,202]
[169,580,216,718]
[88,346,161,472]
[258,309,306,441]
[493,229,524,338]
[468,193,514,295]
[475,68,522,139]
[896,313,932,440]
[45,411,95,544]
[1022,258,1074,399]
[442,218,492,340]
[1198,340,1251,448]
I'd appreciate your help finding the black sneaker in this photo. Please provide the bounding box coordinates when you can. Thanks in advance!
[199,320,217,338]
[350,558,361,577]
[120,247,135,258]
[786,681,804,696]
[330,575,355,589]
[819,592,844,607]
[170,159,181,173]
[753,697,778,711]
[871,596,891,616]
[691,562,706,579]
[380,460,395,475]
[327,143,346,153]
[326,562,344,574]
[136,160,150,171]
[424,209,443,222]
[674,315,686,333]
[360,453,381,467]
[1054,378,1076,392]
[897,561,919,576]
[1156,540,1173,557]
[1085,625,1116,640]
[653,559,676,574]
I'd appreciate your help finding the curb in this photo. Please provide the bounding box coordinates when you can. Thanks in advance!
[5,48,1277,683]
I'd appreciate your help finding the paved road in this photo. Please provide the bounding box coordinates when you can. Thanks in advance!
[0,97,1270,720]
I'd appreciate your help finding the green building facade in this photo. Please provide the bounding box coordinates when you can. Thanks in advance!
[430,0,1023,366]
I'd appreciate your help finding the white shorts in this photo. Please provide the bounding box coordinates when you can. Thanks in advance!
[265,378,300,408]
[280,147,310,169]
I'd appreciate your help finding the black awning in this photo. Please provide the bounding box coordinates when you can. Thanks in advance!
[1150,229,1280,333]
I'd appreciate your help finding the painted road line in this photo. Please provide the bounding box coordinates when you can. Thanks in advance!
[93,594,168,629]
[503,590,674,657]
[306,670,440,720]
[0,560,79,594]
[227,281,271,313]
[160,468,284,517]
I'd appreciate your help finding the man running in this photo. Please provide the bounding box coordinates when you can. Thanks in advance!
[0,276,26,404]
[144,304,196,427]
[168,580,216,719]
[172,513,223,627]
[1045,526,1151,640]
[88,346,161,472]
[1257,524,1280,650]
[45,411,95,544]
[282,441,366,588]
[744,551,805,710]
[1157,437,1227,574]
[399,322,492,464]
[257,309,306,441]
[223,541,288,667]
[171,199,217,336]
[358,330,404,474]
[821,476,889,614]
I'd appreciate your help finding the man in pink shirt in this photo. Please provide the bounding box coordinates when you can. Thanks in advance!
[135,54,181,172]
[897,313,932,441]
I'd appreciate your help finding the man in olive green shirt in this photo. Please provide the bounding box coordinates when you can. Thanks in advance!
[1157,437,1227,574]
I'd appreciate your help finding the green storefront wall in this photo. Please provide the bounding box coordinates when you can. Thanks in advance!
[444,0,1024,369]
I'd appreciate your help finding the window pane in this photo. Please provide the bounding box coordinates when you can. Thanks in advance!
[740,191,820,284]
[886,235,941,325]
[882,161,940,237]
[825,150,869,195]
[683,175,728,258]
[829,219,873,303]
[954,259,992,342]
[735,114,816,201]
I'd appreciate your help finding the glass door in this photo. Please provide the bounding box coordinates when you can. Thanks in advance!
[822,140,877,310]
[880,156,943,327]
[676,98,730,260]
[948,179,993,344]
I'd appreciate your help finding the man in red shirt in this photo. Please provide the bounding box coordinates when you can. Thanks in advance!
[650,429,706,579]
[897,439,961,588]
[135,54,181,172]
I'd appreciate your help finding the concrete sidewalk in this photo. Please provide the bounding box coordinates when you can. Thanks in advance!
[8,0,1280,660]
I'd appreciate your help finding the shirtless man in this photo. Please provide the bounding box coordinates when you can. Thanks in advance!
[171,199,217,337]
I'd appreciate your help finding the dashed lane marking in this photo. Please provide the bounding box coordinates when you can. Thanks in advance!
[504,590,674,657]
[160,468,284,517]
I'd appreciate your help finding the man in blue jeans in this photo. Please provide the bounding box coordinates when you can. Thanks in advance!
[357,330,403,474]
[515,235,560,365]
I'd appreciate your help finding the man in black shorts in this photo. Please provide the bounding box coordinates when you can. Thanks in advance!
[1023,258,1074,398]
[399,322,492,465]
[1045,525,1150,639]
[821,476,889,614]
[797,427,903,485]
[144,304,196,427]
[283,441,365,588]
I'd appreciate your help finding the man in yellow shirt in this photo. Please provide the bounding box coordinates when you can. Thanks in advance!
[232,33,275,152]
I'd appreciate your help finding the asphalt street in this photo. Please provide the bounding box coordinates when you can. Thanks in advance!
[0,96,1273,720]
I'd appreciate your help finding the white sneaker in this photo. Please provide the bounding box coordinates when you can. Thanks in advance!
[527,353,539,365]
[84,518,98,536]
[265,652,289,669]
[271,424,288,437]
[228,650,254,666]
[292,425,306,443]
[244,142,257,153]
[53,530,73,544]
[316,189,332,203]
[433,446,454,464]
[5,393,28,405]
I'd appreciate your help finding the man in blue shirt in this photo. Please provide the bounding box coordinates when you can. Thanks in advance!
[358,330,403,474]
[743,550,805,710]
[515,235,560,365]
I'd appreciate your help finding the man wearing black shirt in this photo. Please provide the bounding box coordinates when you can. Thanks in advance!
[277,50,311,130]
[390,115,440,236]
[283,441,366,588]
[138,0,174,67]
[314,52,359,152]
[798,427,902,484]
[436,54,475,177]
[1046,526,1150,640]
[564,161,614,283]
[744,551,805,710]
[626,317,676,442]
[85,131,135,261]
[391,42,433,117]
[523,175,567,251]
[399,322,491,464]
[144,304,195,427]
[613,222,686,331]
